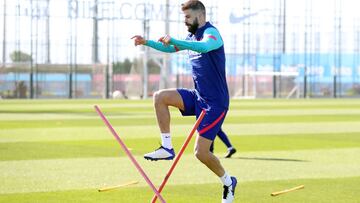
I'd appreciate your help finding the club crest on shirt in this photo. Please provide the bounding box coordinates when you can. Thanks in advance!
[188,35,202,60]
[189,51,202,60]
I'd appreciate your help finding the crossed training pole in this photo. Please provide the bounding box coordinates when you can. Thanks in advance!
[95,105,166,203]
[95,105,206,203]
[151,109,206,203]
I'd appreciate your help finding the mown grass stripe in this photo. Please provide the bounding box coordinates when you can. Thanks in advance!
[2,122,360,143]
[0,148,359,194]
[1,99,360,113]
[228,109,360,116]
[1,104,359,113]
[224,122,360,136]
[0,177,359,203]
[1,98,360,105]
[1,114,360,129]
[2,109,360,121]
[0,113,155,121]
[1,133,359,161]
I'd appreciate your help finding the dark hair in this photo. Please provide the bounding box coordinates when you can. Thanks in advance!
[181,0,206,14]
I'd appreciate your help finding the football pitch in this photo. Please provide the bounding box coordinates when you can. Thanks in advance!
[0,99,359,203]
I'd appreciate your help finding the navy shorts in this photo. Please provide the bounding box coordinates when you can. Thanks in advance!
[177,88,227,141]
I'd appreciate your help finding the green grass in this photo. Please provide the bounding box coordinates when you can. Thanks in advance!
[0,177,359,203]
[2,114,360,129]
[0,99,360,202]
[1,133,360,161]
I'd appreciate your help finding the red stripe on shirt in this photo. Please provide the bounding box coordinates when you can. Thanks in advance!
[174,46,180,52]
[208,35,217,40]
[198,111,225,135]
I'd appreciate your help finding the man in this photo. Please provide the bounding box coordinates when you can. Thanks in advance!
[211,128,237,158]
[132,1,237,202]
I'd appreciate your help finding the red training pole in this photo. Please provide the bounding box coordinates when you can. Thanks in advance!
[151,109,206,203]
[94,105,166,203]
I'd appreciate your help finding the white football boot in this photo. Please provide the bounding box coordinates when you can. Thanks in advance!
[144,146,175,161]
[222,176,237,203]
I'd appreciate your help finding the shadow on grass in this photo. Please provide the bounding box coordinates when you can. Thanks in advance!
[225,156,309,162]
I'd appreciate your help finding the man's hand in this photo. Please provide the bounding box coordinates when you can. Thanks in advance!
[131,35,146,46]
[158,35,171,46]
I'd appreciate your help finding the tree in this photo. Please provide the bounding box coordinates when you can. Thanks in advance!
[147,59,161,74]
[112,58,132,74]
[10,51,32,62]
[112,58,161,74]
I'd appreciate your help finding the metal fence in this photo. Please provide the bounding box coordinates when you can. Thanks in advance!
[1,0,359,99]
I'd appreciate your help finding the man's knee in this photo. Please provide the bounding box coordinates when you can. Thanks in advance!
[194,149,210,163]
[153,90,166,106]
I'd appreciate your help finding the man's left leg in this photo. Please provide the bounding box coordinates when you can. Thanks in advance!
[194,135,237,203]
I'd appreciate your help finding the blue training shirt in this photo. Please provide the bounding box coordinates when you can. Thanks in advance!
[145,22,229,109]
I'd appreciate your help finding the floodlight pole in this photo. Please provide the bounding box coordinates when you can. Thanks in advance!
[92,0,99,64]
[142,3,149,99]
[30,0,34,99]
[160,0,170,90]
[45,0,50,63]
[2,0,6,67]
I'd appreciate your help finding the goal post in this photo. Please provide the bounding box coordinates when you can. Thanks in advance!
[240,70,300,99]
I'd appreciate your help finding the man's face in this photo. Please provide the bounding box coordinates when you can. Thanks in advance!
[184,9,200,34]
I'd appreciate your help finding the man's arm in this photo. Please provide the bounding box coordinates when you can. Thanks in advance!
[131,35,182,53]
[167,28,223,53]
[145,40,181,53]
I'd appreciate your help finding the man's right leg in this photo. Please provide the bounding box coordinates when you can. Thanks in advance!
[144,89,185,161]
[153,89,185,133]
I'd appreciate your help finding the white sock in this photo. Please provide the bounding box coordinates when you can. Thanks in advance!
[161,133,172,149]
[228,147,233,151]
[220,172,232,186]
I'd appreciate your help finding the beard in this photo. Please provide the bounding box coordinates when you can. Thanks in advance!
[186,18,199,34]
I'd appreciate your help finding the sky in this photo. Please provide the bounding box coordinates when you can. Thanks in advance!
[1,0,360,64]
